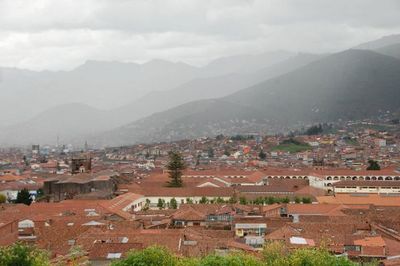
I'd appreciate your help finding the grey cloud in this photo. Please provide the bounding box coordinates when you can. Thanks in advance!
[0,0,399,70]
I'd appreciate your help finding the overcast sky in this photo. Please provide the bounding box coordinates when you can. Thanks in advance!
[0,0,399,71]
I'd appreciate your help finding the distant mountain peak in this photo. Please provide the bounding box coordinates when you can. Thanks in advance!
[354,34,400,50]
[141,59,196,69]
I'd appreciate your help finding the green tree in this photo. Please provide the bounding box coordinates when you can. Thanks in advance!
[199,196,208,204]
[112,246,177,266]
[216,197,225,204]
[0,242,50,266]
[167,151,185,187]
[288,247,355,266]
[110,245,357,266]
[186,198,193,204]
[142,199,151,211]
[294,196,301,204]
[16,188,32,205]
[0,193,6,204]
[282,197,290,204]
[200,252,263,266]
[170,198,178,209]
[266,197,276,205]
[239,197,247,205]
[54,245,89,266]
[262,241,289,266]
[367,159,381,170]
[254,197,264,205]
[302,197,312,204]
[228,196,237,204]
[157,198,165,209]
[258,150,267,160]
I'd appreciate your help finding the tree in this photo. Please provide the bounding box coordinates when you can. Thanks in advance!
[282,197,290,204]
[157,198,165,209]
[170,198,178,209]
[295,196,301,204]
[167,151,185,187]
[262,241,289,265]
[305,124,323,135]
[54,245,89,266]
[111,246,177,266]
[223,149,230,156]
[216,197,225,204]
[111,245,357,266]
[367,159,381,170]
[16,188,32,205]
[0,242,50,266]
[258,150,267,160]
[186,198,193,204]
[254,197,264,205]
[142,199,151,211]
[228,196,237,204]
[266,196,275,205]
[239,197,247,205]
[23,155,29,166]
[262,242,356,266]
[282,138,302,145]
[207,147,214,158]
[215,134,224,140]
[0,194,6,204]
[199,196,208,204]
[200,252,262,266]
[36,189,44,200]
[302,197,312,204]
[288,247,355,266]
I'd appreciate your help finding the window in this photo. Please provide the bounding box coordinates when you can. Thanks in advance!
[107,253,122,259]
[344,245,361,252]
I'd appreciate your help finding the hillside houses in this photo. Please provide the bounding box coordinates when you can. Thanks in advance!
[1,122,400,264]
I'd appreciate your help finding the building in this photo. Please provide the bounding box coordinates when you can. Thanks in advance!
[333,180,400,194]
[43,172,117,201]
[71,155,92,174]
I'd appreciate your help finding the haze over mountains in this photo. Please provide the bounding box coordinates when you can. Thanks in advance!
[100,48,400,146]
[1,34,400,147]
[0,50,295,125]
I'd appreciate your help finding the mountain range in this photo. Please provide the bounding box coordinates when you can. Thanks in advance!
[0,50,294,126]
[1,34,400,147]
[99,49,400,146]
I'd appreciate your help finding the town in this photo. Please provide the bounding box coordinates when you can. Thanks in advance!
[1,120,400,265]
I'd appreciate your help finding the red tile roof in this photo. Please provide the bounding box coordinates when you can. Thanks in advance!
[317,194,400,207]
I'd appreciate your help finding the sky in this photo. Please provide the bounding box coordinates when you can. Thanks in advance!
[0,0,400,71]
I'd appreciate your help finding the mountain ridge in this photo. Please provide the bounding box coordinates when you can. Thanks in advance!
[99,49,400,146]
